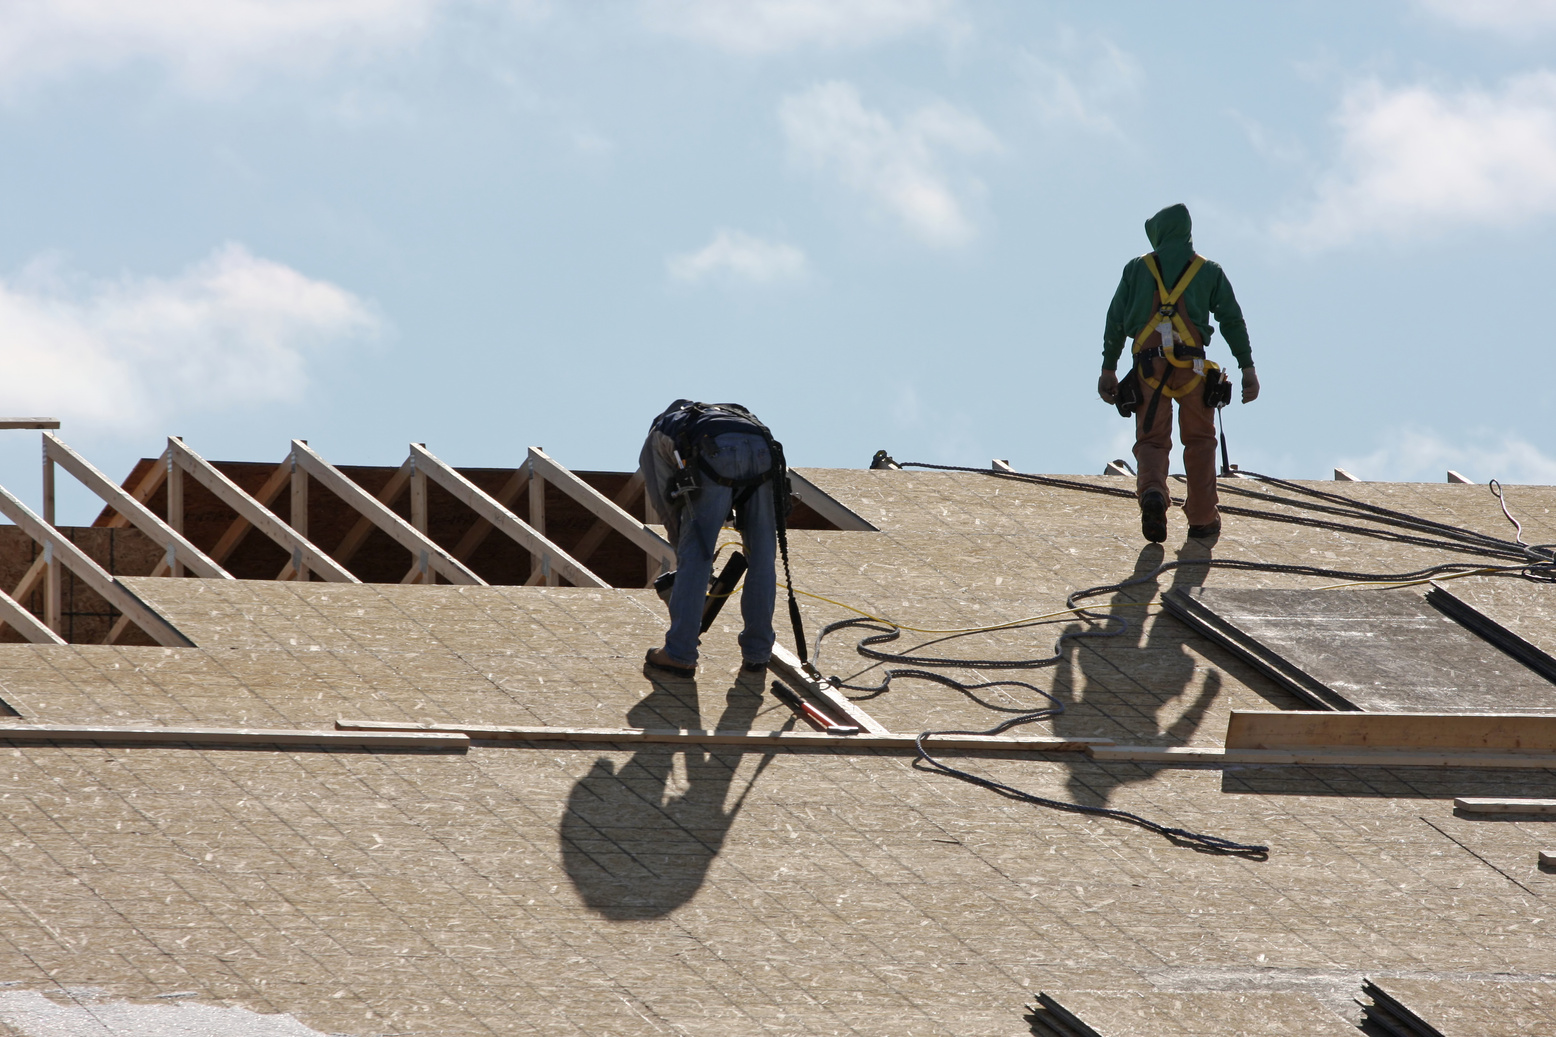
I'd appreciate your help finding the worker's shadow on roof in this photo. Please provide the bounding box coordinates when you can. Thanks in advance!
[1052,541,1220,808]
[558,671,772,920]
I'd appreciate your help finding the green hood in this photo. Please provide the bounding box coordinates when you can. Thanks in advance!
[1145,203,1194,288]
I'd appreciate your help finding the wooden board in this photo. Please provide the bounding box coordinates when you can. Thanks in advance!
[1225,710,1556,751]
[335,718,1107,753]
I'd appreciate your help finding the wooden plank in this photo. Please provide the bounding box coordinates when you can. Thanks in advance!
[0,419,60,429]
[769,643,891,735]
[1089,744,1556,769]
[451,467,527,562]
[570,472,645,565]
[291,441,484,586]
[788,470,877,531]
[0,483,194,648]
[0,723,467,750]
[330,458,413,569]
[290,456,309,582]
[1225,710,1556,752]
[208,459,290,564]
[168,438,360,584]
[410,445,606,589]
[104,449,171,529]
[1454,798,1556,815]
[0,585,65,645]
[166,459,184,576]
[44,434,233,581]
[336,719,1106,753]
[528,447,676,576]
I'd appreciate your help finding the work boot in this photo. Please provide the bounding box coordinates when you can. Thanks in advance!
[1140,490,1168,544]
[1186,518,1222,541]
[644,647,696,679]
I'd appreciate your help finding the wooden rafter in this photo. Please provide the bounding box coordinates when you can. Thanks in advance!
[289,441,485,586]
[409,444,606,589]
[0,484,193,648]
[527,447,675,583]
[45,434,233,581]
[168,438,359,584]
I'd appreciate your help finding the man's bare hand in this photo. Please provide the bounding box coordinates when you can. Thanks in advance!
[1241,367,1260,404]
[1098,369,1119,404]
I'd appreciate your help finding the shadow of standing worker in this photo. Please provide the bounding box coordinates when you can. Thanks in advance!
[559,669,774,919]
[1052,537,1220,808]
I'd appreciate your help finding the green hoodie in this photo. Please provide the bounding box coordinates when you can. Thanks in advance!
[1101,203,1252,371]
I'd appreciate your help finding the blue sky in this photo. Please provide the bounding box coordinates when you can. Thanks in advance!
[2,0,1555,523]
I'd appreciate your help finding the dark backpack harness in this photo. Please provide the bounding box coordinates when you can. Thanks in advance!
[655,402,811,665]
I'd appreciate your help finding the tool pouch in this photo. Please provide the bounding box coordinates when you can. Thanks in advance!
[1115,367,1143,418]
[1201,367,1232,409]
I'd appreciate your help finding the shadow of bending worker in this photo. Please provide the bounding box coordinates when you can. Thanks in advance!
[1052,538,1220,809]
[560,669,770,919]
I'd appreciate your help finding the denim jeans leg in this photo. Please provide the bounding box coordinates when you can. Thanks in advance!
[663,479,730,664]
[737,480,777,663]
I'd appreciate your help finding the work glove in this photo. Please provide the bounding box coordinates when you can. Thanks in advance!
[1097,369,1118,404]
[1241,367,1260,403]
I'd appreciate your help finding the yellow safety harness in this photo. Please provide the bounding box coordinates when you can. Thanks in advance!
[1131,253,1222,399]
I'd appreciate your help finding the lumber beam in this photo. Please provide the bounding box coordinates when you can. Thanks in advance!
[208,460,290,564]
[44,434,233,581]
[290,440,484,586]
[451,467,528,563]
[0,584,65,645]
[769,644,890,735]
[1089,744,1556,770]
[104,449,171,529]
[0,723,467,750]
[168,438,359,584]
[409,444,606,589]
[788,470,877,531]
[527,447,676,582]
[336,719,1107,753]
[1224,710,1556,753]
[0,484,193,647]
[569,472,646,565]
[1454,798,1556,815]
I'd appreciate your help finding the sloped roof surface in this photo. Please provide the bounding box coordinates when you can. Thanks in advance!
[0,470,1549,1035]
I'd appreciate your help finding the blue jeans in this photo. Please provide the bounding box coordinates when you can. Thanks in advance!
[658,433,777,665]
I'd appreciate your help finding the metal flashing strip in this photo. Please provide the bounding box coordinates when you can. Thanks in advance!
[335,719,1108,754]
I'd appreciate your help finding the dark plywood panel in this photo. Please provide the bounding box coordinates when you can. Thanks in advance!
[1163,587,1556,714]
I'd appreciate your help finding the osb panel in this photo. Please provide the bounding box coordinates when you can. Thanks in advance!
[1372,976,1556,1037]
[0,469,1542,1035]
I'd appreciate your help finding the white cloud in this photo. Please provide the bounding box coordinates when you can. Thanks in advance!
[780,80,999,246]
[667,230,808,285]
[1338,426,1556,485]
[1415,0,1556,30]
[644,0,954,53]
[1020,35,1141,135]
[0,244,381,433]
[0,0,452,90]
[1278,73,1556,248]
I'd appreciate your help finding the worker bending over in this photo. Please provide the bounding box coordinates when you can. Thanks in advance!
[1098,203,1259,543]
[641,400,783,678]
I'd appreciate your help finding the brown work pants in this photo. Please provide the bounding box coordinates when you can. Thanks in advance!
[1133,359,1219,526]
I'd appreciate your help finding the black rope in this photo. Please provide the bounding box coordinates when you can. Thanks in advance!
[813,463,1556,860]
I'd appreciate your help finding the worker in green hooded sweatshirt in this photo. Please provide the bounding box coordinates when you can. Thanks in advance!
[1098,203,1259,543]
